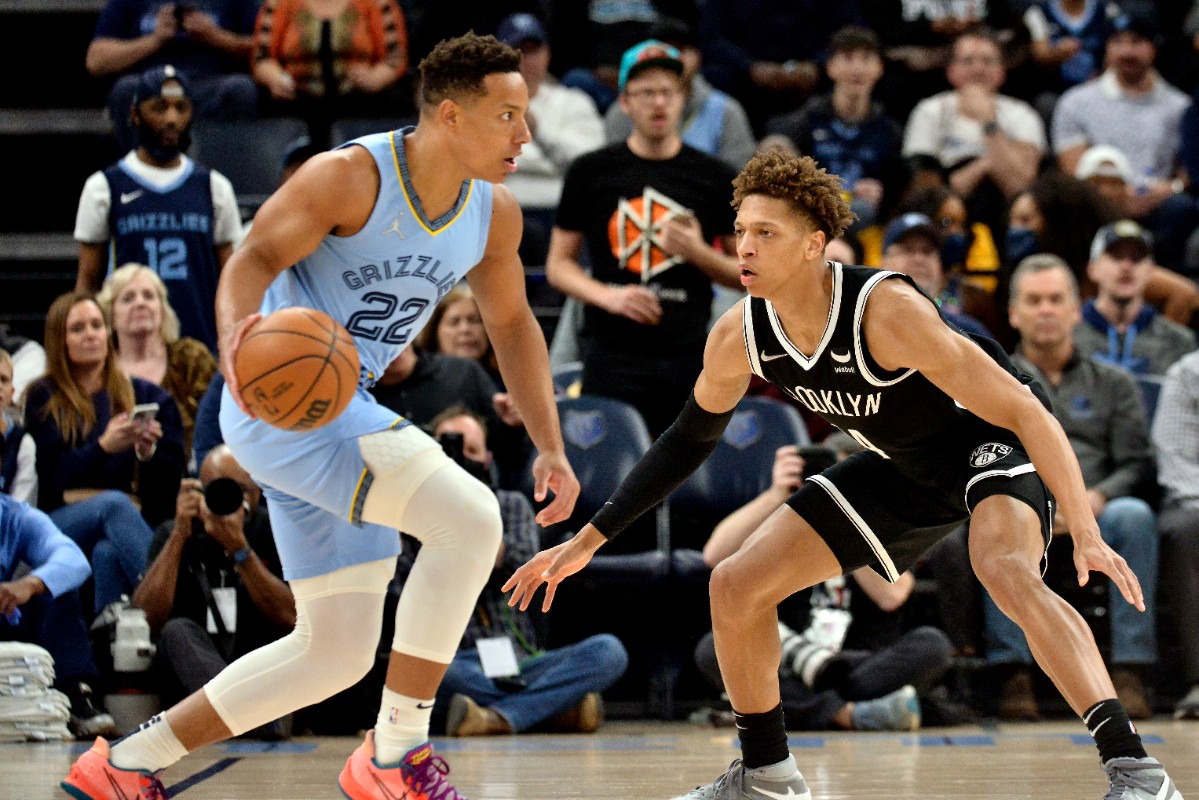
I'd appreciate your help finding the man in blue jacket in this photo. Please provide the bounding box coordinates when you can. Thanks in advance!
[0,493,118,738]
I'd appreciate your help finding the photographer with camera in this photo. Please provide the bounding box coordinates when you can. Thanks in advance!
[411,407,627,737]
[132,444,293,718]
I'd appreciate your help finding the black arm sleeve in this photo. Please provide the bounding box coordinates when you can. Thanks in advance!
[590,393,735,541]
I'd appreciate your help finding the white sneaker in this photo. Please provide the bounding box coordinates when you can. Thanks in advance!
[1102,757,1184,800]
[671,757,811,800]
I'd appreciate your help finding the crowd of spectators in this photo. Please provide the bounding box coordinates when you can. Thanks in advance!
[3,0,1199,742]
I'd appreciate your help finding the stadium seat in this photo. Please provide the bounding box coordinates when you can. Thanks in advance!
[523,395,674,717]
[668,395,810,552]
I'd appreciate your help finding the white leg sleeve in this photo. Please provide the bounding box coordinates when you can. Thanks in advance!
[358,426,503,664]
[204,558,393,736]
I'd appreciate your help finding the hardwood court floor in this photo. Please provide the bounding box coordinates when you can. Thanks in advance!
[8,718,1199,799]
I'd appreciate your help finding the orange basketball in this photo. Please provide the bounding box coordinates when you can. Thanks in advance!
[233,307,359,431]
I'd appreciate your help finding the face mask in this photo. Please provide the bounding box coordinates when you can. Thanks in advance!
[940,230,972,269]
[463,457,495,488]
[1004,227,1039,265]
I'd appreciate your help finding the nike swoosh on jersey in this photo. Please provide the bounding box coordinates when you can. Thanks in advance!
[761,351,789,362]
[120,190,144,204]
[753,785,810,800]
[830,349,852,363]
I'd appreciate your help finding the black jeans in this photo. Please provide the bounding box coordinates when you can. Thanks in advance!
[1158,504,1199,686]
[694,625,953,730]
[153,617,228,702]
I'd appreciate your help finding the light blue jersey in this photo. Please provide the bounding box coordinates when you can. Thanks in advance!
[221,127,496,580]
[262,127,494,390]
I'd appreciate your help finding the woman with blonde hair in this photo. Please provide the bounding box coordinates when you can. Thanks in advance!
[23,291,184,612]
[415,284,499,381]
[97,263,218,459]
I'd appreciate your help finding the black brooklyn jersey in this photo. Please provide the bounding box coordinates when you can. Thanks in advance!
[743,262,1042,486]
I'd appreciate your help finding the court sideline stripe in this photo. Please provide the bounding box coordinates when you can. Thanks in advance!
[167,757,241,795]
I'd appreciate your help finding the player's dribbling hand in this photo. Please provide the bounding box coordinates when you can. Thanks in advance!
[503,525,606,612]
[221,313,263,416]
[1071,523,1145,612]
[530,451,579,526]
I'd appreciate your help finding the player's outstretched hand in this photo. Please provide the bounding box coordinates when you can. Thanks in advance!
[530,450,579,526]
[220,313,262,416]
[1072,526,1145,611]
[503,526,606,612]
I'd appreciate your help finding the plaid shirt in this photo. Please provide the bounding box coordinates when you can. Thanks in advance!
[1151,351,1199,509]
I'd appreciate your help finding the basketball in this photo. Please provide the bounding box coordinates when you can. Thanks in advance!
[233,307,360,431]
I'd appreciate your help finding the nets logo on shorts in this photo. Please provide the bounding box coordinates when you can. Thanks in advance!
[970,443,1013,468]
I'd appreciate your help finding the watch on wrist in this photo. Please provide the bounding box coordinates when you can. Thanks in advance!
[230,546,253,566]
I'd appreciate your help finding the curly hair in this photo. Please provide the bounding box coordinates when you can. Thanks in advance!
[731,149,856,239]
[417,32,522,108]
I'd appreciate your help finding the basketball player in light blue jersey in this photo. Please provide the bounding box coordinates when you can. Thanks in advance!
[62,32,580,800]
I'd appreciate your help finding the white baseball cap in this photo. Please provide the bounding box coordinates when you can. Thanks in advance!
[1075,145,1134,183]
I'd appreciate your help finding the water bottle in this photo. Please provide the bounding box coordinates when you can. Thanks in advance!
[112,607,155,673]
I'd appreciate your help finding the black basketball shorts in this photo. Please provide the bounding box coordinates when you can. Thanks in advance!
[785,433,1054,582]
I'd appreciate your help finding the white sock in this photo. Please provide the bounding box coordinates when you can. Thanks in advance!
[110,713,189,772]
[373,688,434,765]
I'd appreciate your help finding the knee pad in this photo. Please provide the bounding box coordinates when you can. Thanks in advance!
[388,466,503,664]
[358,425,447,530]
[205,561,391,734]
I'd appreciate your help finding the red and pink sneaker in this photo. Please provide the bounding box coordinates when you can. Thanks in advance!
[339,731,467,800]
[60,737,169,799]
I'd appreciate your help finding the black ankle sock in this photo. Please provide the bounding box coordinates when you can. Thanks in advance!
[1083,699,1147,763]
[734,704,789,770]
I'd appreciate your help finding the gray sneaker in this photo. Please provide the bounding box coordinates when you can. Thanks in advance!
[1102,757,1184,800]
[670,758,811,800]
[851,685,921,732]
[1174,685,1199,720]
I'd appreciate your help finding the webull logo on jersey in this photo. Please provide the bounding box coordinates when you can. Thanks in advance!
[782,385,882,418]
[831,349,855,374]
[970,443,1012,467]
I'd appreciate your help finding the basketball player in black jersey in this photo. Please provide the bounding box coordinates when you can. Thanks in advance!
[505,148,1185,800]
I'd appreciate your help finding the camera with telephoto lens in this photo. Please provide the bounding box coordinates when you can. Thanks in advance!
[202,477,245,516]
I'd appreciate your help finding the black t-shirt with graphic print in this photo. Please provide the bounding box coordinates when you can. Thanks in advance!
[555,142,737,355]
